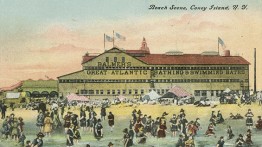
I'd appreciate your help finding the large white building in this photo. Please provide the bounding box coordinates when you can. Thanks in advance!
[58,38,250,99]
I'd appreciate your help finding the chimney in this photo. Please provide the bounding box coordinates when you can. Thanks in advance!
[223,50,230,56]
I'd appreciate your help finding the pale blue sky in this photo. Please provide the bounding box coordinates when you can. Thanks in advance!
[1,0,260,27]
[0,0,261,88]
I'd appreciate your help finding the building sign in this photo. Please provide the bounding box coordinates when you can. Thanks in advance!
[86,69,245,76]
[98,62,132,68]
[153,70,245,75]
[86,70,147,75]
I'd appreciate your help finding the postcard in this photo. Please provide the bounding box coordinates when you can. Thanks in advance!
[0,0,261,147]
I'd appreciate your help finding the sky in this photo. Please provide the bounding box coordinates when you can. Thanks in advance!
[0,0,262,90]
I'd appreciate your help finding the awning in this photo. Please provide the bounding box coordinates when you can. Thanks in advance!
[6,92,21,99]
[161,86,191,98]
[67,93,89,102]
[142,90,160,100]
[117,95,127,101]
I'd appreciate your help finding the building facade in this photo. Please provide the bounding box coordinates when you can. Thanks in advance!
[58,38,250,99]
[21,79,58,98]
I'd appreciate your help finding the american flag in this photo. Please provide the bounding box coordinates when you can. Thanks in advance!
[115,32,126,41]
[218,37,226,49]
[105,35,113,42]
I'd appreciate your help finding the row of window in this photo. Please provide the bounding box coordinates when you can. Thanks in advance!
[194,89,249,96]
[59,79,248,83]
[84,66,247,70]
[80,89,169,95]
[106,57,125,63]
[79,89,249,96]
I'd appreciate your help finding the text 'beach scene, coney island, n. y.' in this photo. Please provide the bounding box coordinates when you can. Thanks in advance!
[0,0,262,147]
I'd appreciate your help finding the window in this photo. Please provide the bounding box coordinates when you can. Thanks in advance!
[157,89,160,94]
[122,89,126,95]
[112,90,115,95]
[194,90,200,96]
[87,90,93,94]
[134,89,138,94]
[106,57,109,62]
[114,57,117,62]
[96,90,99,94]
[81,90,88,95]
[141,89,144,95]
[107,90,110,95]
[216,90,219,96]
[201,90,207,96]
[100,90,104,95]
[211,90,214,96]
[128,89,132,94]
[161,89,165,94]
[122,57,125,62]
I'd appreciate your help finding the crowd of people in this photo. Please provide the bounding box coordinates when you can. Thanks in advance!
[0,112,46,147]
[1,99,262,147]
[120,108,201,147]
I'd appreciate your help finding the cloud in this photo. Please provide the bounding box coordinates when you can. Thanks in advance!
[41,24,75,40]
[191,21,229,31]
[33,44,85,53]
[168,13,199,25]
[1,11,262,89]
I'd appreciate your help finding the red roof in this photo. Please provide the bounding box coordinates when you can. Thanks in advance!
[81,48,249,65]
[0,81,23,92]
[82,56,96,64]
[125,50,149,54]
[137,54,249,65]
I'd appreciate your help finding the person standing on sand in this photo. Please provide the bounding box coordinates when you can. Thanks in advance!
[66,124,74,147]
[64,111,72,133]
[1,104,7,119]
[157,119,168,138]
[80,107,87,131]
[108,112,114,132]
[36,110,45,132]
[122,128,131,147]
[94,119,103,140]
[100,106,106,121]
[227,126,234,140]
[43,112,53,137]
[245,109,254,130]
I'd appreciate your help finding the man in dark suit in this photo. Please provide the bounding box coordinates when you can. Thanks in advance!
[38,101,46,114]
[1,104,7,119]
[217,136,225,147]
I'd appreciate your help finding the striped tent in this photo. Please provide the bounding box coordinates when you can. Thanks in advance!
[161,86,191,98]
[117,95,127,101]
[66,93,89,102]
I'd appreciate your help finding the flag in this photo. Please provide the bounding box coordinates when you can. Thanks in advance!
[115,32,126,41]
[105,34,113,42]
[218,37,226,49]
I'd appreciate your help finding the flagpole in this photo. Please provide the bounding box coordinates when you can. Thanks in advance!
[113,30,115,47]
[218,37,219,55]
[104,33,105,51]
